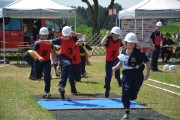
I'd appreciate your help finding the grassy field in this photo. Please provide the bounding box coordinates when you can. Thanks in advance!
[0,56,180,120]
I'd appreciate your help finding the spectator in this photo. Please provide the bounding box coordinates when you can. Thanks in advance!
[161,33,175,62]
[149,21,163,72]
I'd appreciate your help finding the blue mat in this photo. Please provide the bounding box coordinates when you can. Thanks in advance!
[37,98,147,110]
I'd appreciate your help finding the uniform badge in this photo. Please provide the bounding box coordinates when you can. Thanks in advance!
[131,57,136,63]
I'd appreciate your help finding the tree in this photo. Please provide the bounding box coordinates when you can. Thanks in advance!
[81,0,116,36]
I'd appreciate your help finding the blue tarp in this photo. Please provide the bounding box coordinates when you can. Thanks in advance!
[37,98,146,110]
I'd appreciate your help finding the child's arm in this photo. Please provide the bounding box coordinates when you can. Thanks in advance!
[89,47,95,57]
[36,40,53,44]
[101,31,110,46]
[112,62,122,73]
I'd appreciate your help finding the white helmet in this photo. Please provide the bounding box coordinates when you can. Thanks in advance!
[124,32,138,43]
[169,65,176,70]
[163,64,169,70]
[62,26,72,36]
[111,26,121,35]
[156,21,162,27]
[78,35,85,42]
[39,27,49,35]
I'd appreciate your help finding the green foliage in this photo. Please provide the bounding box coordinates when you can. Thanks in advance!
[76,25,107,36]
[76,24,92,35]
[161,19,180,35]
[161,25,179,35]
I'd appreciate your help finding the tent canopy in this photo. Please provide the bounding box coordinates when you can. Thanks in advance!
[1,0,76,18]
[119,0,180,19]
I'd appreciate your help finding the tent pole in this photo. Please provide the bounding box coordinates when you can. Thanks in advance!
[74,16,76,32]
[116,19,117,26]
[141,18,144,49]
[2,14,6,64]
[135,18,137,34]
[142,18,144,40]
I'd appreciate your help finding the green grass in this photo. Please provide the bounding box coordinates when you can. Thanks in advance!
[0,56,180,120]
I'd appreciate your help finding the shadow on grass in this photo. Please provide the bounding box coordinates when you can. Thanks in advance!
[11,63,30,68]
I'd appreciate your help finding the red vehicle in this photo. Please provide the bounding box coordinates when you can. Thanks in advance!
[0,18,62,52]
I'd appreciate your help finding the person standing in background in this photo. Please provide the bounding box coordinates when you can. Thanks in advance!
[149,21,163,72]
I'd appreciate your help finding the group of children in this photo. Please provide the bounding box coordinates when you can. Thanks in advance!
[24,26,94,98]
[24,25,151,120]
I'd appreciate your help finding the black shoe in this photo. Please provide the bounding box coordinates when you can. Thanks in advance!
[70,92,78,96]
[58,87,65,99]
[29,76,37,80]
[105,89,110,98]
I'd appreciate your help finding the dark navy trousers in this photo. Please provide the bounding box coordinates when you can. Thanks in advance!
[104,59,120,90]
[35,60,51,93]
[121,70,144,109]
[69,63,82,93]
[151,47,160,70]
[58,55,72,88]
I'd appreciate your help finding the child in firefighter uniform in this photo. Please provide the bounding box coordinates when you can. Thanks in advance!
[33,27,55,98]
[69,44,86,95]
[112,32,150,120]
[101,26,122,98]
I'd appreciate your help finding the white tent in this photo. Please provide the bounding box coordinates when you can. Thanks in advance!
[119,0,180,19]
[118,0,180,52]
[1,0,76,64]
[1,0,76,18]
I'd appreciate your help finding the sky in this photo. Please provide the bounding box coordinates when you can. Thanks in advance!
[54,0,143,9]
[0,0,144,9]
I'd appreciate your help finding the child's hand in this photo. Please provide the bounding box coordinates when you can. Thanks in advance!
[38,56,44,62]
[35,40,41,44]
[106,31,111,36]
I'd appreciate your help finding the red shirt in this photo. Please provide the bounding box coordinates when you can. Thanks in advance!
[59,37,75,59]
[105,38,121,61]
[35,43,52,61]
[72,44,81,64]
